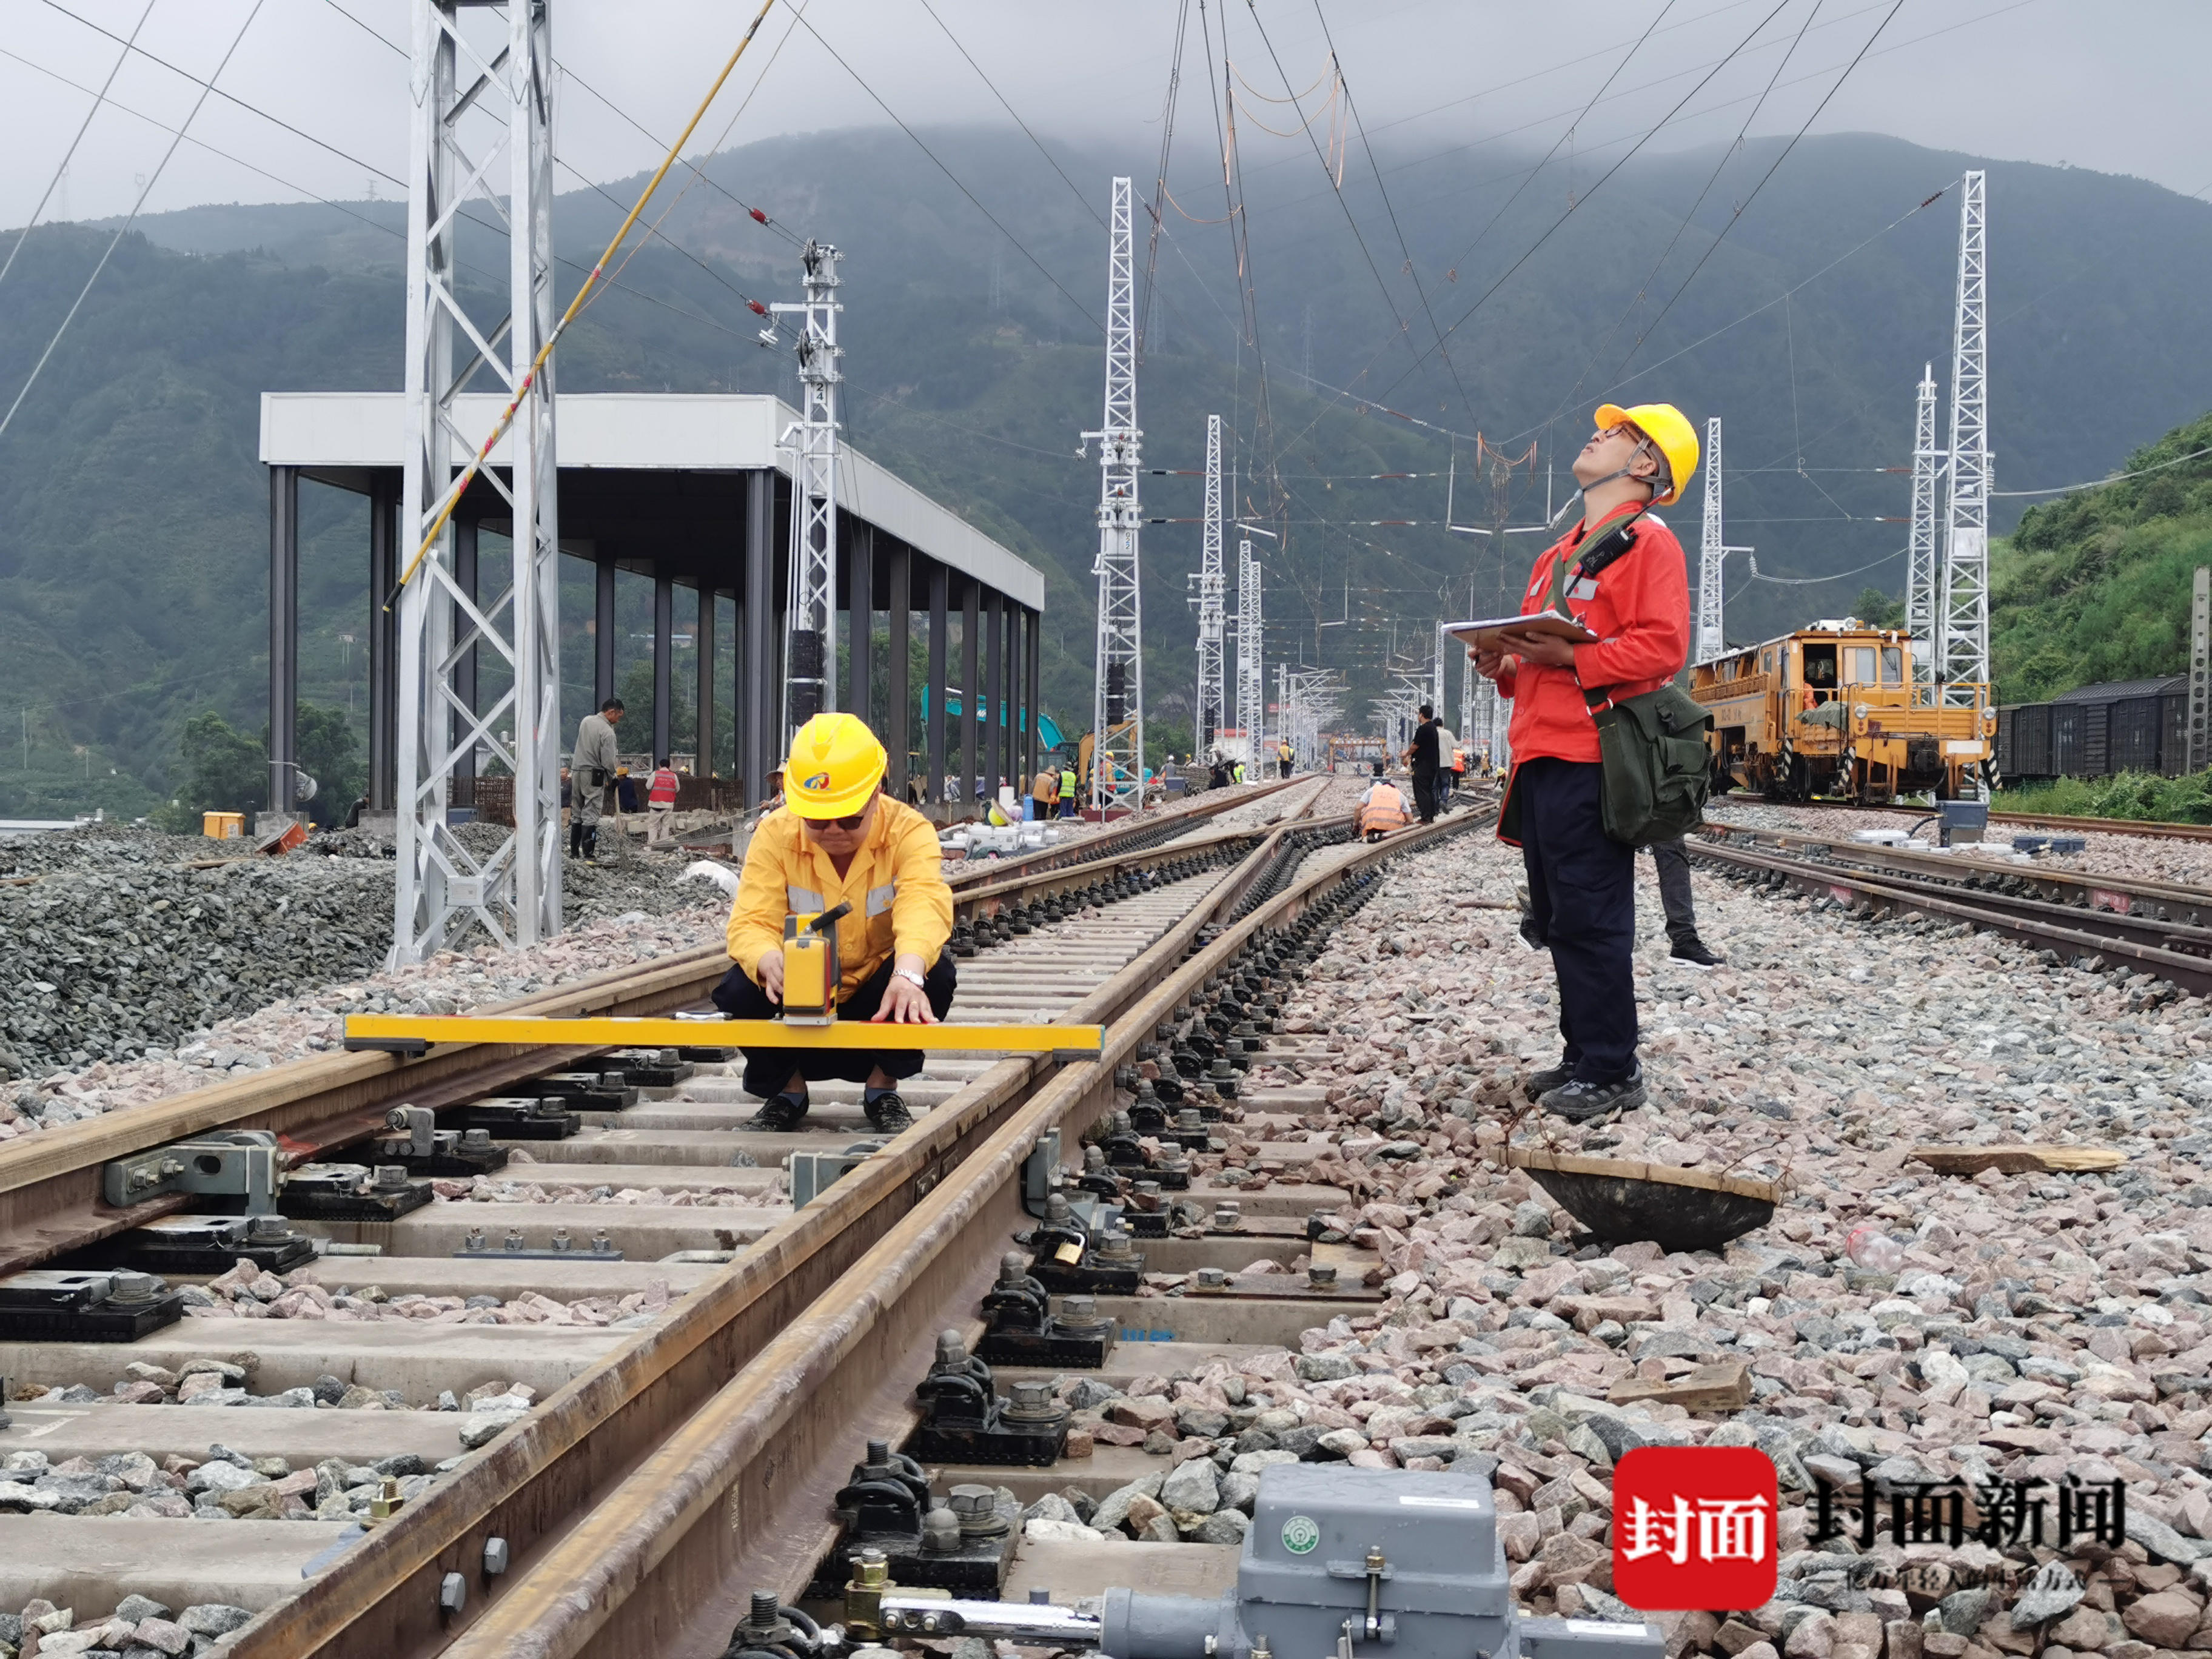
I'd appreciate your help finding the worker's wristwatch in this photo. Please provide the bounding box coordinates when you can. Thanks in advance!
[894,967,927,991]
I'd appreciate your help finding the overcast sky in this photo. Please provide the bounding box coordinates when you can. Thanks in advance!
[1,0,2203,235]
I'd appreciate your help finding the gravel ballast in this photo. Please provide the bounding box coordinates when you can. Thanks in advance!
[1045,816,2212,1659]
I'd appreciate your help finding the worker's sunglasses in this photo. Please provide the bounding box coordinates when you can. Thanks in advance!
[811,808,870,832]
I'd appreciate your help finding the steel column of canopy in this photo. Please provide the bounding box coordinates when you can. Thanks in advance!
[1906,365,1942,692]
[1937,169,1991,760]
[848,520,874,731]
[652,570,674,762]
[1022,605,1041,789]
[594,554,617,706]
[884,541,912,799]
[984,589,1004,804]
[773,240,843,742]
[267,464,299,822]
[368,479,398,811]
[695,585,717,780]
[1193,412,1225,756]
[960,578,980,805]
[393,0,562,962]
[926,560,948,805]
[1082,176,1144,810]
[741,469,777,806]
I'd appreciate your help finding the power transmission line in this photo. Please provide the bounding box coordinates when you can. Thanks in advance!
[0,0,156,295]
[0,0,267,441]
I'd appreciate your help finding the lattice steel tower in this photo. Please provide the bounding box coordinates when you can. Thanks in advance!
[1937,170,1991,712]
[774,240,843,741]
[1236,537,1262,756]
[1695,418,1724,663]
[1081,177,1144,809]
[393,0,561,963]
[1194,414,1226,754]
[1905,364,1941,691]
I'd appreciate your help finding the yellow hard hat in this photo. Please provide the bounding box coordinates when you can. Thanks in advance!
[783,712,887,818]
[1594,402,1700,506]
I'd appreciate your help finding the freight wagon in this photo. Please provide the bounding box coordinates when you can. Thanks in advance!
[1994,675,2190,782]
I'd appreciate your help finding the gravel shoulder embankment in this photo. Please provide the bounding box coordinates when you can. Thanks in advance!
[1031,825,2212,1659]
[0,822,730,1130]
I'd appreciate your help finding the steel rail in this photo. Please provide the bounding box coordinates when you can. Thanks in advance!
[1688,838,2212,996]
[1701,822,2212,930]
[943,776,1307,885]
[434,813,1480,1659]
[1718,794,2212,844]
[230,804,1355,1659]
[0,812,1308,1280]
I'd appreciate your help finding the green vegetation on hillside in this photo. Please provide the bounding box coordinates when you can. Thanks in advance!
[1990,410,2212,703]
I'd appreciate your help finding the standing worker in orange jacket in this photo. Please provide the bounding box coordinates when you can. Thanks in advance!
[1473,403,1697,1122]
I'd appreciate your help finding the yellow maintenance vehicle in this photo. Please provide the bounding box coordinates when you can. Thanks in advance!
[1690,620,1994,802]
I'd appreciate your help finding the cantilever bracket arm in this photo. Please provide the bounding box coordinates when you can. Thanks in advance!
[342,1013,1105,1059]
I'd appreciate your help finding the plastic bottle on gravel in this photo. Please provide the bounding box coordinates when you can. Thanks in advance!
[1845,1225,1905,1272]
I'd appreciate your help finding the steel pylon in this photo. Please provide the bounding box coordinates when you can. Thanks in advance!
[774,240,843,742]
[1194,413,1226,754]
[1236,538,1262,758]
[1905,364,1942,690]
[392,0,561,964]
[1082,177,1144,809]
[1937,170,1991,714]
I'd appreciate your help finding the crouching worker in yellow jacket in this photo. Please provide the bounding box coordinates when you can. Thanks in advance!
[712,713,956,1134]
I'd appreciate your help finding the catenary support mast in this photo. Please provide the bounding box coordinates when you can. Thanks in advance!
[1082,178,1144,809]
[1695,418,1724,664]
[1906,363,1942,690]
[1236,537,1262,760]
[774,240,843,741]
[1937,170,1991,743]
[1195,413,1225,754]
[393,0,561,963]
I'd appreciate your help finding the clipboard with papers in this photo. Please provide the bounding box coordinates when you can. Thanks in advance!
[1444,612,1600,652]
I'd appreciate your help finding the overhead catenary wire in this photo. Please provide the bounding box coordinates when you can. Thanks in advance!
[0,0,156,295]
[780,6,1101,335]
[0,0,267,443]
[1597,0,1909,392]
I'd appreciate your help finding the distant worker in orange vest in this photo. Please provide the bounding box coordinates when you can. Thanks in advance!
[1355,762,1410,840]
[645,757,682,848]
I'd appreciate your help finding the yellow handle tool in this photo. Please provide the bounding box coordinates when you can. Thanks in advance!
[343,1013,1104,1059]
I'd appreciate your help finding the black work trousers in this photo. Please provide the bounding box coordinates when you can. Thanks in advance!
[1516,756,1637,1085]
[709,953,959,1097]
[1647,837,1697,942]
[1410,768,1440,823]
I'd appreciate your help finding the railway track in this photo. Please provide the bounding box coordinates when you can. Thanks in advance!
[0,774,1424,1644]
[1689,818,2212,996]
[1715,792,2212,843]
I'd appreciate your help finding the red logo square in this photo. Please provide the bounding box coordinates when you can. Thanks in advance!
[1611,1446,1778,1612]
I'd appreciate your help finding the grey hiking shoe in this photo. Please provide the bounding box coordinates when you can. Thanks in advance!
[1538,1070,1647,1122]
[1521,1063,1574,1102]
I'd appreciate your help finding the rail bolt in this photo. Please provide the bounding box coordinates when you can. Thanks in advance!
[483,1536,510,1575]
[1196,1267,1228,1290]
[439,1572,466,1614]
